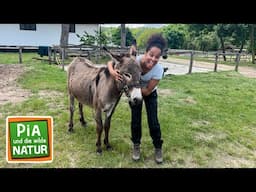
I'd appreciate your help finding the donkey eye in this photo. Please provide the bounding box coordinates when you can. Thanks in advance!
[123,73,132,79]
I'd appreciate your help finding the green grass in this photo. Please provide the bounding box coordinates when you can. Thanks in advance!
[1,53,256,168]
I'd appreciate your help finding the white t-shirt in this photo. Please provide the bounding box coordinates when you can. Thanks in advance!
[136,55,164,92]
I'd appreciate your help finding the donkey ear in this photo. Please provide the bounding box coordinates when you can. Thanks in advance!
[111,54,123,62]
[129,48,137,57]
[103,46,123,62]
[130,54,136,60]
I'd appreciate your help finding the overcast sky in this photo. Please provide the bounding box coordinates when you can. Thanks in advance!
[101,24,167,28]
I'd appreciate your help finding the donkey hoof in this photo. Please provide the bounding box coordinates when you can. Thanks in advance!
[96,149,102,155]
[68,128,74,133]
[106,145,113,151]
[80,121,87,128]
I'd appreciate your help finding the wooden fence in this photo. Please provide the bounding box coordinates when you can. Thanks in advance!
[0,44,129,68]
[51,45,130,70]
[0,45,250,74]
[166,50,248,74]
[0,45,37,64]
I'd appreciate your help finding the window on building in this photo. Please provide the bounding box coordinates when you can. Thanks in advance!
[69,24,75,33]
[20,24,36,31]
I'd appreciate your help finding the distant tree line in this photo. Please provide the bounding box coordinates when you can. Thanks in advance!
[75,24,256,64]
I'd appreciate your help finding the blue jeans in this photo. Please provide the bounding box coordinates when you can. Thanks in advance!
[130,90,163,148]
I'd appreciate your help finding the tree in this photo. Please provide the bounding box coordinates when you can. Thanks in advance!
[60,24,70,59]
[112,26,135,47]
[216,24,231,61]
[76,30,108,47]
[164,30,185,49]
[229,24,249,62]
[250,24,255,64]
[186,24,218,51]
[136,28,161,49]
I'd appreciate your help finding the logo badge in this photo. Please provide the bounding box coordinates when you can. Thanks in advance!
[6,116,53,163]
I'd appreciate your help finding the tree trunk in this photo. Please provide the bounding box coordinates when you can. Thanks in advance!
[250,24,255,64]
[220,36,226,61]
[236,40,245,63]
[60,24,70,59]
[121,24,126,48]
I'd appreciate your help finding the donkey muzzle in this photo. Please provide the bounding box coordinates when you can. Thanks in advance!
[129,87,142,106]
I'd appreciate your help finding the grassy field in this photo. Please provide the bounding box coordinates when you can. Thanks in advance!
[1,53,256,168]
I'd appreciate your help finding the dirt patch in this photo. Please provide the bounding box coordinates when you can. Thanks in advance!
[158,88,174,96]
[237,66,256,78]
[0,64,32,105]
[180,96,197,104]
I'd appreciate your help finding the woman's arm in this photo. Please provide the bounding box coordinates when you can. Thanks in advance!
[141,79,160,96]
[107,60,123,81]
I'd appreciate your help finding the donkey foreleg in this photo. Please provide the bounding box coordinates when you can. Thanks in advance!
[103,98,121,150]
[104,116,112,150]
[95,109,103,154]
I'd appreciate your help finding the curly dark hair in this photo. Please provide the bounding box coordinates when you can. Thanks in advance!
[131,39,137,46]
[146,33,167,55]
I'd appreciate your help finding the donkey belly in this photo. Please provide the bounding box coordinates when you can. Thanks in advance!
[69,76,95,107]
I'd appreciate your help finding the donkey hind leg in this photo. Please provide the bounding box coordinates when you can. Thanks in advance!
[68,95,75,132]
[95,109,103,154]
[104,116,112,151]
[78,102,87,127]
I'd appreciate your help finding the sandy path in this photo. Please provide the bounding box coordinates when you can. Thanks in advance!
[0,64,31,105]
[163,58,256,78]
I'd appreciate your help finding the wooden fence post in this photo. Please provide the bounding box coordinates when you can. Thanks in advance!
[18,46,23,64]
[214,53,218,72]
[48,46,52,64]
[188,51,194,74]
[53,47,56,63]
[62,48,65,71]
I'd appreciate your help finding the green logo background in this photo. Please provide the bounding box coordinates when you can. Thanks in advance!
[9,120,49,158]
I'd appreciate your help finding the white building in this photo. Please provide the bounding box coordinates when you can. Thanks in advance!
[0,24,99,47]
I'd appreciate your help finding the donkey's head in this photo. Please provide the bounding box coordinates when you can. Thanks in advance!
[103,47,142,105]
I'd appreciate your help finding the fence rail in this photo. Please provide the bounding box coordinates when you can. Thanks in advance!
[0,45,252,74]
[164,49,251,74]
[0,45,39,63]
